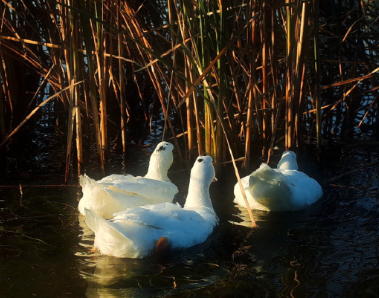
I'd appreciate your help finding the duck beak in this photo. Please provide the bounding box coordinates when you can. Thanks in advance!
[212,177,218,182]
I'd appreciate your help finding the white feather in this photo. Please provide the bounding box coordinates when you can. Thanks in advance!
[234,151,322,211]
[78,142,178,218]
[85,155,218,258]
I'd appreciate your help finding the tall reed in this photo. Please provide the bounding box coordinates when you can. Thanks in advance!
[0,0,378,178]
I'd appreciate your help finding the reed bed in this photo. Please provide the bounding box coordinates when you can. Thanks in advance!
[0,0,378,178]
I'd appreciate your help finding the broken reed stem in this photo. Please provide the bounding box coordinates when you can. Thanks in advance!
[0,81,83,149]
[208,91,257,227]
[226,135,257,228]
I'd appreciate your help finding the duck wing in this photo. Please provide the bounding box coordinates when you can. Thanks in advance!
[79,174,178,218]
[280,170,323,208]
[84,208,161,258]
[247,164,293,211]
[107,176,178,203]
[113,203,217,249]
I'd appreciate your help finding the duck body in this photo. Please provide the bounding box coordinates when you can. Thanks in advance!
[78,142,178,219]
[85,156,218,258]
[234,151,322,212]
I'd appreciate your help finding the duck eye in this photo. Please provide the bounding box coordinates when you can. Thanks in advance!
[198,158,203,163]
[157,146,165,152]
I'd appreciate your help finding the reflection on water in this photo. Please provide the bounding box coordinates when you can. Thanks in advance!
[77,215,163,297]
[1,148,379,297]
[76,213,231,297]
[79,254,161,298]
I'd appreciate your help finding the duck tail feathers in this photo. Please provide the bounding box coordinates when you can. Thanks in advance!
[80,174,106,196]
[84,208,131,239]
[80,174,110,192]
[79,175,117,217]
[79,174,95,188]
[84,208,137,257]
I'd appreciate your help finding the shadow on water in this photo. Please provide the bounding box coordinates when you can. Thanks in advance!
[1,147,379,297]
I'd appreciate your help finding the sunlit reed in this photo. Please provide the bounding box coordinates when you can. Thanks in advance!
[0,0,378,177]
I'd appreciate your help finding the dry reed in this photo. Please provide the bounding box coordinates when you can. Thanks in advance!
[0,1,378,221]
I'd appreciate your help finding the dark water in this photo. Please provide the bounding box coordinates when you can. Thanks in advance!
[1,147,379,297]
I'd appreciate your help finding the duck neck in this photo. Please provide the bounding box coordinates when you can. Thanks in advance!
[184,179,212,209]
[145,159,169,182]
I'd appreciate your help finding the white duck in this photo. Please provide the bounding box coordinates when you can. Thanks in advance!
[78,141,178,219]
[84,155,218,258]
[234,151,323,211]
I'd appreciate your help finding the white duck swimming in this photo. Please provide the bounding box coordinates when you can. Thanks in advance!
[78,141,178,219]
[234,151,323,211]
[84,155,218,258]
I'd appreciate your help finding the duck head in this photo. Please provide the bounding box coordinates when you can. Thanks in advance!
[145,141,174,182]
[277,151,298,171]
[184,155,215,209]
[190,156,215,186]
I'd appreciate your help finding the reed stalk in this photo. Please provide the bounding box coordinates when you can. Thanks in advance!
[243,57,255,170]
[117,3,127,155]
[62,0,83,182]
[185,63,194,159]
[77,0,104,174]
[285,0,294,150]
[0,64,5,176]
[94,1,109,170]
[214,0,225,165]
[65,84,75,183]
[75,106,82,175]
[261,0,268,154]
[0,45,14,118]
[313,0,321,155]
[267,3,279,161]
[182,0,195,159]
[0,0,378,186]
[198,0,213,156]
[0,50,7,146]
[0,86,4,142]
[294,0,309,148]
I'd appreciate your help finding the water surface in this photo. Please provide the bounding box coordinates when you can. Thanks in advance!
[1,147,379,297]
